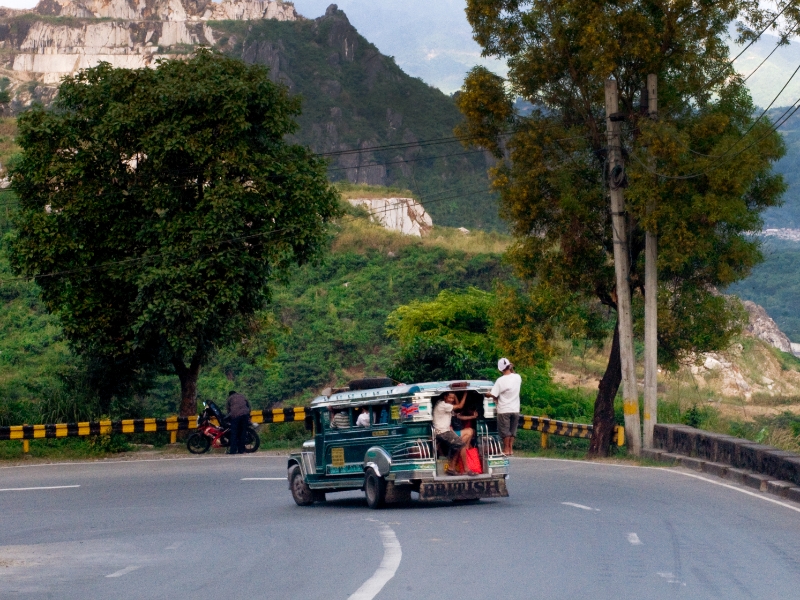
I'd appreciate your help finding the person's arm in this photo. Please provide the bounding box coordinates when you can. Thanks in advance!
[453,392,467,411]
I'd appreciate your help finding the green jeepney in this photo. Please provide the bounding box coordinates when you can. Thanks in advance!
[287,379,510,508]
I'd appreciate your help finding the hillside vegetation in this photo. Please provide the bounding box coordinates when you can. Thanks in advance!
[210,8,501,231]
[0,202,512,425]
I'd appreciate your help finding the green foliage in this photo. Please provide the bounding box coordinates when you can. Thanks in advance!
[386,288,496,353]
[8,51,340,415]
[386,336,488,383]
[210,13,501,230]
[681,405,703,428]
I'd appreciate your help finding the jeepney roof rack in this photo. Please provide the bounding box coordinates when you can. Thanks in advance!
[309,379,494,409]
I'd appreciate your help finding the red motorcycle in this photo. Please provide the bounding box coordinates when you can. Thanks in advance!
[186,401,261,454]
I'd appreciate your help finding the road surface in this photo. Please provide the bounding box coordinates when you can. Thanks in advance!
[1,455,799,599]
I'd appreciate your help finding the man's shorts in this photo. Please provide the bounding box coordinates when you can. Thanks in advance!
[436,430,465,456]
[498,413,520,439]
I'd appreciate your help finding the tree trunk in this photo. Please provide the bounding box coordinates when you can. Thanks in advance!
[588,319,622,458]
[173,358,201,417]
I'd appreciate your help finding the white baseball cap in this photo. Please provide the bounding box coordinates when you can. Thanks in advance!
[497,357,513,372]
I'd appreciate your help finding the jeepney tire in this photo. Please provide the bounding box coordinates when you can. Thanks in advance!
[289,465,315,506]
[186,432,210,454]
[364,468,386,509]
[243,427,261,453]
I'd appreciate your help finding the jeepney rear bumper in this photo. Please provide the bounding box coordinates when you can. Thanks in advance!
[417,475,508,501]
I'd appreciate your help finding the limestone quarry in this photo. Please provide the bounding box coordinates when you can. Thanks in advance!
[0,0,298,108]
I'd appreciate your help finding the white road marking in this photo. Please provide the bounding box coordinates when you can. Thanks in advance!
[0,454,284,470]
[513,457,800,515]
[348,522,402,600]
[165,542,182,550]
[627,533,643,545]
[657,571,686,586]
[241,477,285,481]
[105,566,141,578]
[668,470,800,515]
[561,502,599,511]
[0,485,80,492]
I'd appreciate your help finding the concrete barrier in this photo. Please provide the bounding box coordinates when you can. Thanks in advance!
[652,423,800,488]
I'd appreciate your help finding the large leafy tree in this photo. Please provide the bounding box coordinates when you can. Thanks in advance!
[9,51,340,416]
[458,0,789,454]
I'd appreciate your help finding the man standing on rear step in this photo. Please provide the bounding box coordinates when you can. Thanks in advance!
[486,358,521,456]
[226,390,251,455]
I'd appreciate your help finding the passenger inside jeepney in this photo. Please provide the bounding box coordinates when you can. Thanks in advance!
[329,408,350,429]
[374,404,389,425]
[355,406,370,427]
[452,393,479,448]
[432,392,476,476]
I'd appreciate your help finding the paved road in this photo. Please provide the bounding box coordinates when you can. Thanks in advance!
[1,455,799,599]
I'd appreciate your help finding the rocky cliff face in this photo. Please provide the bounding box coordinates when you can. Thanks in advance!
[348,197,433,237]
[0,0,297,108]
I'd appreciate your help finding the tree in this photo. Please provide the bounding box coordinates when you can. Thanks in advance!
[386,288,498,382]
[458,0,787,455]
[9,51,341,416]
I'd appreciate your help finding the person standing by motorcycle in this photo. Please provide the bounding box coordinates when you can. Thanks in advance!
[226,391,251,455]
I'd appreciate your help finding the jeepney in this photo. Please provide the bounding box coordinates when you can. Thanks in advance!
[287,378,510,508]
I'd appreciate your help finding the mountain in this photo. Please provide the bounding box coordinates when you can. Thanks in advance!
[0,0,502,230]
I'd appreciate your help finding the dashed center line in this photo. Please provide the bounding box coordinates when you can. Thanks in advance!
[627,533,643,545]
[106,566,141,578]
[0,485,80,492]
[561,502,599,511]
[241,477,284,481]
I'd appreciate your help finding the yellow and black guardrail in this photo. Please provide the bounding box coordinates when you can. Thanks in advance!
[519,415,625,448]
[0,407,309,453]
[1,409,618,453]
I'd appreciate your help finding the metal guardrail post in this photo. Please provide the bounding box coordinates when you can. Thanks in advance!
[23,439,29,453]
[540,432,549,449]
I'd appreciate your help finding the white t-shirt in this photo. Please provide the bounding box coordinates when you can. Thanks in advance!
[356,412,370,427]
[432,401,453,434]
[491,373,522,414]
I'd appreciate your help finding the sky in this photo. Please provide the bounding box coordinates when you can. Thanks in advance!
[0,0,796,106]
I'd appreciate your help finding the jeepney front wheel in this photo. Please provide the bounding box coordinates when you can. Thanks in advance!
[364,468,386,509]
[289,465,314,506]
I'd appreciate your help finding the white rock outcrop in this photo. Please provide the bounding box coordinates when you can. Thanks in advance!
[742,300,793,354]
[0,0,298,95]
[348,197,433,237]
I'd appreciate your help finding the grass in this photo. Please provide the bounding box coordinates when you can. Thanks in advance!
[333,212,512,256]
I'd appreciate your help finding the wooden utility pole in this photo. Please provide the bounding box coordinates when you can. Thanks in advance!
[604,78,641,456]
[643,73,658,448]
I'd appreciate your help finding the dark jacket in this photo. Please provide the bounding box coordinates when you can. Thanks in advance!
[226,393,251,419]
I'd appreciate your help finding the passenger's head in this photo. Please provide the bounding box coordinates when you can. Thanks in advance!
[444,392,457,403]
[360,406,368,413]
[497,357,514,374]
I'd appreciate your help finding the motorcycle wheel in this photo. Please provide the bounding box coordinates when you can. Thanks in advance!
[243,427,261,453]
[186,432,211,454]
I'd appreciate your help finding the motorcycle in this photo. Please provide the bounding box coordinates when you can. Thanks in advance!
[186,400,261,454]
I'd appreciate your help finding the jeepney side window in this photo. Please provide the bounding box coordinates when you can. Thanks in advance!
[374,404,390,425]
[320,409,331,430]
[313,410,322,435]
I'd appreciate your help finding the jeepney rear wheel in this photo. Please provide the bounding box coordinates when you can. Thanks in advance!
[289,465,314,506]
[364,468,386,509]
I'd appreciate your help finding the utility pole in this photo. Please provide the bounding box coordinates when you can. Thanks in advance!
[643,73,658,449]
[604,78,641,456]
